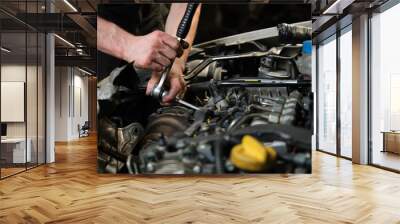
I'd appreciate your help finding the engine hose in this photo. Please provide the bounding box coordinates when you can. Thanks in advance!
[277,23,311,44]
[214,140,224,174]
[217,107,240,126]
[227,113,270,132]
[176,3,199,39]
[98,142,127,163]
[126,154,139,174]
[248,104,272,112]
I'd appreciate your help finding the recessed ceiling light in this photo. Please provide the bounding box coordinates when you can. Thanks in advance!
[323,0,342,15]
[322,0,355,15]
[1,47,11,53]
[54,34,75,48]
[78,67,93,76]
[63,0,78,12]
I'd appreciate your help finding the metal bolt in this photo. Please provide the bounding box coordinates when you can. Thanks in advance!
[146,162,155,172]
[193,165,201,173]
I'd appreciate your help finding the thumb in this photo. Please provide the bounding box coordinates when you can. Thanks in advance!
[163,78,181,103]
[146,73,161,95]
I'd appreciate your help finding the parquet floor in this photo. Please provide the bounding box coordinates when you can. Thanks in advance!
[373,151,400,171]
[1,167,26,177]
[1,135,400,223]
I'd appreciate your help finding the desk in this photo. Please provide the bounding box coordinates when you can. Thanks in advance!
[1,138,31,163]
[382,131,400,154]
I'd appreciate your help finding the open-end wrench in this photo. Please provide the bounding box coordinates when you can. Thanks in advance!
[150,3,200,111]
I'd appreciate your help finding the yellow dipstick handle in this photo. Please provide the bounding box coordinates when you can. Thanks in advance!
[230,135,277,172]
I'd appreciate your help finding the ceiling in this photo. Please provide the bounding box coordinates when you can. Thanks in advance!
[1,0,386,74]
[0,0,99,72]
[0,0,319,74]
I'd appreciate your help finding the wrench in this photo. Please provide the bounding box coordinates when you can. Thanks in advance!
[150,3,200,111]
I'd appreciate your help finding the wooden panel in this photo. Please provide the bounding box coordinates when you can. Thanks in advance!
[385,132,400,154]
[88,77,97,132]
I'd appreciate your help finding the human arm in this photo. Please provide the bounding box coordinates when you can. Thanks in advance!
[97,16,180,72]
[146,3,202,102]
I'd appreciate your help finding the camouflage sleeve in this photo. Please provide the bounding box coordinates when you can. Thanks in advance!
[136,4,170,35]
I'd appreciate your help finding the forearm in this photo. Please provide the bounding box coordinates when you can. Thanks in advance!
[97,17,136,62]
[165,3,201,67]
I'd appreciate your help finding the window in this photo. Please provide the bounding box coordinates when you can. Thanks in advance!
[317,35,337,154]
[370,2,400,171]
[339,26,352,158]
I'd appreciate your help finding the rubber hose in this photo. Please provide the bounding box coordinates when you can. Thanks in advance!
[277,23,311,44]
[214,140,224,174]
[176,3,199,39]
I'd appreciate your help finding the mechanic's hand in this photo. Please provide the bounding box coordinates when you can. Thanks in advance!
[146,58,186,103]
[126,30,183,72]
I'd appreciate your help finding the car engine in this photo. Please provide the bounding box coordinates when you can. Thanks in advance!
[97,22,313,174]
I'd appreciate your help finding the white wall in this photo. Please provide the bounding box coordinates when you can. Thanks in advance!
[72,73,89,138]
[1,65,38,138]
[1,65,26,139]
[55,66,69,141]
[54,67,89,141]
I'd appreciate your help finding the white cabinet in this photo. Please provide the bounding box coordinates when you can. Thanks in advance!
[1,138,32,163]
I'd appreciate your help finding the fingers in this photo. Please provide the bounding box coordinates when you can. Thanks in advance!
[163,43,183,59]
[142,31,187,102]
[150,31,179,69]
[155,53,172,67]
[152,62,165,72]
[136,31,187,71]
[159,31,190,58]
[159,37,188,60]
[135,61,164,73]
[145,73,161,95]
[159,45,177,62]
[179,76,187,95]
[147,72,186,105]
[160,33,180,52]
[163,77,183,103]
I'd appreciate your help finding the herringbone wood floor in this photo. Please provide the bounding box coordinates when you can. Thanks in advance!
[1,135,400,224]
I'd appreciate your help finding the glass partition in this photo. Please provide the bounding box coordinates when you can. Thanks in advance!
[26,0,42,169]
[38,32,45,165]
[27,30,38,169]
[339,26,352,158]
[370,3,400,171]
[1,31,28,177]
[317,35,337,154]
[0,1,46,179]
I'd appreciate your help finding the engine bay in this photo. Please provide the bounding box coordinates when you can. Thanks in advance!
[98,22,313,174]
